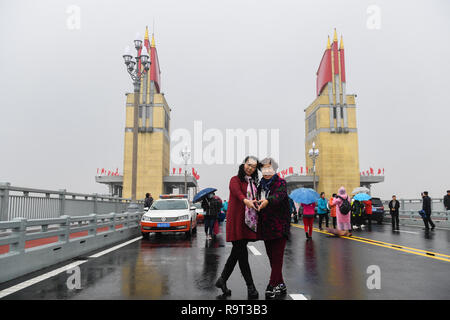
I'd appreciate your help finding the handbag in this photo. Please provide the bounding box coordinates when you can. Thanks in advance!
[418,209,426,218]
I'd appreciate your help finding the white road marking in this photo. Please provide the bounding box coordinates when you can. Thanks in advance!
[247,245,262,256]
[393,230,419,234]
[0,236,143,299]
[88,236,142,258]
[0,260,86,299]
[290,294,308,300]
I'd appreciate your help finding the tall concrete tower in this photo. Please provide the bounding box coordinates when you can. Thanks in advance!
[304,29,360,197]
[122,28,171,200]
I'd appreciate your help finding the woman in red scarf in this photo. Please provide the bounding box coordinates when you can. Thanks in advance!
[215,156,260,300]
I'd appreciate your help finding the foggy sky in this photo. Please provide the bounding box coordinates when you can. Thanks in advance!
[1,0,449,201]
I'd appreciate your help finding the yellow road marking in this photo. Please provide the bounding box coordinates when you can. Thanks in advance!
[291,224,450,263]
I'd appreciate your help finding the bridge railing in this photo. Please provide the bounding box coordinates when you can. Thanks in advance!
[0,210,144,284]
[0,182,144,221]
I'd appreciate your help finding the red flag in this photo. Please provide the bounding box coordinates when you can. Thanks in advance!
[289,167,293,175]
[370,167,374,175]
[300,166,303,174]
[378,168,381,175]
[179,168,182,174]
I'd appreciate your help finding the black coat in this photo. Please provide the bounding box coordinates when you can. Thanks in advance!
[388,200,400,214]
[422,196,432,215]
[144,197,153,208]
[444,195,450,210]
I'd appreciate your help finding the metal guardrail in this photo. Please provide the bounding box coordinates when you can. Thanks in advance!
[380,197,447,212]
[0,210,144,283]
[0,182,144,221]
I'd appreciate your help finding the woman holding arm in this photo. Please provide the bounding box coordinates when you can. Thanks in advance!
[215,156,260,300]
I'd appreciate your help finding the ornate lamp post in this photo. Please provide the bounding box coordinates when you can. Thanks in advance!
[180,145,191,196]
[308,142,319,191]
[122,33,150,202]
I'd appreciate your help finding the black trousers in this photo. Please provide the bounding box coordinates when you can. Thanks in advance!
[391,212,399,229]
[221,240,254,286]
[423,214,435,229]
[318,214,329,228]
[331,216,337,229]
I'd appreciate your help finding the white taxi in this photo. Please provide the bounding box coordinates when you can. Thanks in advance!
[140,194,197,239]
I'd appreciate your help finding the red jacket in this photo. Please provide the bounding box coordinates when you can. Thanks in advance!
[363,200,372,215]
[226,176,259,242]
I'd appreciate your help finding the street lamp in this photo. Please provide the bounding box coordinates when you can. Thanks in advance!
[308,141,319,191]
[122,32,151,202]
[180,146,191,197]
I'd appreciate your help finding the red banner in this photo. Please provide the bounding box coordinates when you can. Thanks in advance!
[316,49,332,96]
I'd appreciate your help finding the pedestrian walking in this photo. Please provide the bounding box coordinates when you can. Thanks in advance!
[444,190,450,211]
[144,193,153,209]
[328,194,337,229]
[332,187,352,237]
[289,197,296,223]
[362,199,373,231]
[422,191,435,230]
[256,157,290,299]
[215,156,259,300]
[201,192,221,240]
[351,200,365,230]
[317,192,329,230]
[388,195,400,230]
[301,202,316,239]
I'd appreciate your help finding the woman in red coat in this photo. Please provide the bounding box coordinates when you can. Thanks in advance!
[215,156,260,300]
[256,157,290,299]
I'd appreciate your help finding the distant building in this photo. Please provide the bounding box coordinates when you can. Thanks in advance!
[287,29,383,196]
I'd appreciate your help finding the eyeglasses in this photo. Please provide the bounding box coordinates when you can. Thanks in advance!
[245,163,257,169]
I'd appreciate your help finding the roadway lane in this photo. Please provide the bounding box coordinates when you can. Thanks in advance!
[1,220,449,300]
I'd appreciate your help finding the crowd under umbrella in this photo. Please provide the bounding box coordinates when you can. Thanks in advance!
[352,186,370,194]
[289,188,320,205]
[193,188,217,203]
[353,193,372,201]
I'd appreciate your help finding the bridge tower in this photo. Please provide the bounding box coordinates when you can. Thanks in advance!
[122,28,171,200]
[304,29,360,197]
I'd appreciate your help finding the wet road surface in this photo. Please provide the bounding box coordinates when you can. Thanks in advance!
[1,220,449,300]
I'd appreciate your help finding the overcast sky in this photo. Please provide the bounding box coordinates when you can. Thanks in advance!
[1,0,449,201]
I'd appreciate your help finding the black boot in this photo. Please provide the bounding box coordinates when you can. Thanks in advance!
[247,284,259,300]
[215,277,231,296]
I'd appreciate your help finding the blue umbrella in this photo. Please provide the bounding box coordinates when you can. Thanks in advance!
[353,193,372,201]
[289,188,320,205]
[193,188,217,203]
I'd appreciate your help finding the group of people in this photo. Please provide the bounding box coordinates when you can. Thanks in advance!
[300,187,355,237]
[214,156,291,300]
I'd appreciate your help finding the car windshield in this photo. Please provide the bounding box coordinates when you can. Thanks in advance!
[371,198,383,207]
[150,200,188,210]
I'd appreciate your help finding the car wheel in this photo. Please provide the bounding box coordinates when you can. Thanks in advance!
[185,223,192,238]
[142,232,149,240]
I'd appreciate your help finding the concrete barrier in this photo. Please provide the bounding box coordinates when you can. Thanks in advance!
[0,211,143,284]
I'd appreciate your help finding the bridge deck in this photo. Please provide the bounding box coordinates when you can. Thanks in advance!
[0,222,448,300]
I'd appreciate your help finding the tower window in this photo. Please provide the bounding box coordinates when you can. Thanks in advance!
[308,112,316,133]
